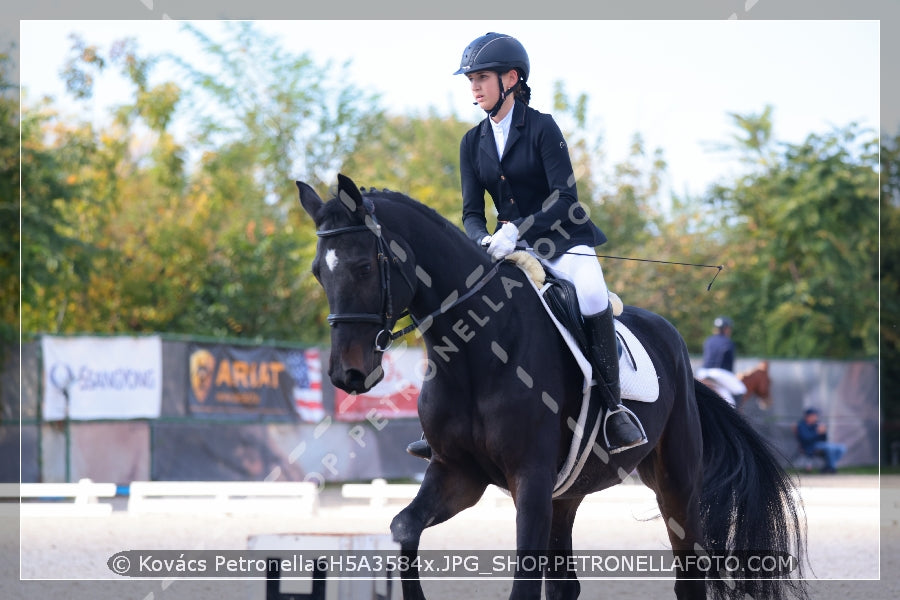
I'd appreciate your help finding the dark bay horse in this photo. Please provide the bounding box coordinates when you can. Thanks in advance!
[297,174,807,600]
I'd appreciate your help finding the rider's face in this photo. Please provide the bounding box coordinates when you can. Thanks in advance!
[467,70,500,111]
[467,70,517,112]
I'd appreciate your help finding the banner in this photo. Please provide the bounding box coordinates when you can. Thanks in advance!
[41,336,162,420]
[286,348,325,423]
[188,344,323,422]
[335,347,422,421]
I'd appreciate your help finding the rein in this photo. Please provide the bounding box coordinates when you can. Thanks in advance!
[317,207,502,351]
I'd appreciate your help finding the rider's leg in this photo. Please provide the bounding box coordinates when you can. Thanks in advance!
[546,247,647,453]
[407,246,647,460]
[583,306,645,451]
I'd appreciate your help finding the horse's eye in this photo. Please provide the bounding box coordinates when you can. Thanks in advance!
[357,263,373,277]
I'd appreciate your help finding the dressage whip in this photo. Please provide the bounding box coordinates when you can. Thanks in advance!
[527,248,725,291]
[594,253,724,291]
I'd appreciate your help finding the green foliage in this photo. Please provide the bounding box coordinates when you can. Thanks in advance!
[704,117,878,358]
[727,105,774,157]
[169,22,383,205]
[0,50,18,344]
[18,22,379,343]
[341,111,472,228]
[13,25,880,367]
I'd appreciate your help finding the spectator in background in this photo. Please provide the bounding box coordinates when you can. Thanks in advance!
[703,316,736,372]
[696,316,745,407]
[795,408,846,474]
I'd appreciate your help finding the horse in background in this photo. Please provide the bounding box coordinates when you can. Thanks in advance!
[697,360,772,411]
[737,360,772,410]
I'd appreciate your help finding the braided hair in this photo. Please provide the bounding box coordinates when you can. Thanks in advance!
[514,73,531,106]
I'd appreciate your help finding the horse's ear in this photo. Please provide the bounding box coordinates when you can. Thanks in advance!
[336,173,367,218]
[296,181,324,221]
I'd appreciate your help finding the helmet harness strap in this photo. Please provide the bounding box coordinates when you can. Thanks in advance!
[482,71,521,118]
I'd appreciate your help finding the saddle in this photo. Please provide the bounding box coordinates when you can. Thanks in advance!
[543,274,630,363]
[504,251,656,403]
[505,251,659,496]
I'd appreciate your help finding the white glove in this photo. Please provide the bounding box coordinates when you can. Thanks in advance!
[487,222,519,260]
[480,235,492,248]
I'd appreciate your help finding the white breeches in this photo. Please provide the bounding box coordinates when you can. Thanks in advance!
[538,245,609,316]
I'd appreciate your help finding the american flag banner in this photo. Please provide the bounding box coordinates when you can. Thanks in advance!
[334,347,423,421]
[285,348,325,422]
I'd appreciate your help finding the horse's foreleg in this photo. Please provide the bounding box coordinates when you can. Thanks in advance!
[389,460,488,600]
[508,472,555,600]
[545,496,584,600]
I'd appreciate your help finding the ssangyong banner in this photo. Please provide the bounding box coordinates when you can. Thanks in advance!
[334,346,423,421]
[188,343,324,422]
[41,335,163,420]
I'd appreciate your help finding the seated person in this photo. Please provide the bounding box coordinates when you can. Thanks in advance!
[794,408,846,474]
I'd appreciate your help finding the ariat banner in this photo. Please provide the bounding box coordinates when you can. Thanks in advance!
[41,335,163,420]
[334,347,422,421]
[187,344,323,421]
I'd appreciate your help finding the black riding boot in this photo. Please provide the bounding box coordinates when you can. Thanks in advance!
[584,306,647,453]
[406,436,432,461]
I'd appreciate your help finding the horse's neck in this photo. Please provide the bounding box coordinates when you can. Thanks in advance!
[399,222,513,344]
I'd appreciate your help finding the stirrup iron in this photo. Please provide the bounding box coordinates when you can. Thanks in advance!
[603,404,648,455]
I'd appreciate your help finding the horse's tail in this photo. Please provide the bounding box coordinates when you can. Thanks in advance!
[694,380,809,600]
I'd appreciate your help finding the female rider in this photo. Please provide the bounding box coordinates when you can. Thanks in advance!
[407,32,646,460]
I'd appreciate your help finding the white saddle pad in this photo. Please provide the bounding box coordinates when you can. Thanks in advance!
[511,260,659,496]
[615,319,660,402]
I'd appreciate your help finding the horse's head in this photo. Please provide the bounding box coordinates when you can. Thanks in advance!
[297,174,416,394]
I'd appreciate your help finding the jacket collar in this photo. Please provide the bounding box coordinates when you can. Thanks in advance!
[479,100,526,163]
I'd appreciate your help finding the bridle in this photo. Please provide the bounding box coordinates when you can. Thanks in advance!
[316,199,503,353]
[316,205,416,353]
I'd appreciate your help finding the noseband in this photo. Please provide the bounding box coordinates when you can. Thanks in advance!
[316,207,416,352]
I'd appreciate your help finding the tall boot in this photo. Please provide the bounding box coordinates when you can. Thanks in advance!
[406,435,432,461]
[584,306,647,453]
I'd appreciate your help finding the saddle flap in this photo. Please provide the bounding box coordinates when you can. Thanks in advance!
[541,275,588,353]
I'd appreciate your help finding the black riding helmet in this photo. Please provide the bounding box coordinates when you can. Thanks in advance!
[713,316,734,331]
[454,32,530,117]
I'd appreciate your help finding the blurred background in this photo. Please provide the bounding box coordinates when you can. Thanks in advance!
[0,19,890,484]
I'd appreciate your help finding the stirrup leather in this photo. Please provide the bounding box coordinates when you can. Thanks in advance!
[603,404,648,454]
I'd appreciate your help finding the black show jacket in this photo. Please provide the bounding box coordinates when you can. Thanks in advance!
[460,100,606,259]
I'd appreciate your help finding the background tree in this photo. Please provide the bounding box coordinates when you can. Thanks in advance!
[704,113,878,358]
[14,27,880,368]
[548,84,723,343]
[0,49,19,345]
[20,23,382,343]
[341,110,476,227]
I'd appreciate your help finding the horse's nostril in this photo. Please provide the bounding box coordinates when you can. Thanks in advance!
[342,369,368,393]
